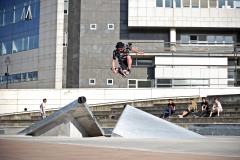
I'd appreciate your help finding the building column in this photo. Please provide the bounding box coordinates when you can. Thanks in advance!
[170,28,176,52]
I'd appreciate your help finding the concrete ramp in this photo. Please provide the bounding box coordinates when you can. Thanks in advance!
[112,105,204,138]
[18,97,104,137]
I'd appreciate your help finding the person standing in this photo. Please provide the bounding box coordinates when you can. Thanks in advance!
[40,98,47,119]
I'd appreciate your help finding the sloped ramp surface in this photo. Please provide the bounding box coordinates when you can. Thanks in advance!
[112,105,204,138]
[19,97,104,137]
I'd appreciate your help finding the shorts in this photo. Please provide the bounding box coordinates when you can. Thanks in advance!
[118,60,128,70]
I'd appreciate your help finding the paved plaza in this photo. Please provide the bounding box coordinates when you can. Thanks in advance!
[0,135,239,160]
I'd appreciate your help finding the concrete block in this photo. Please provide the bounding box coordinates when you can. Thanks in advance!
[112,105,204,138]
[18,97,104,137]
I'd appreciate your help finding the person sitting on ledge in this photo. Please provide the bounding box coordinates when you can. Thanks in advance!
[209,97,223,117]
[178,99,197,118]
[161,99,176,118]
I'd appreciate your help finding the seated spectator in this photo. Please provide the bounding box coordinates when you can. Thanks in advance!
[194,97,210,118]
[178,99,197,118]
[161,99,176,118]
[209,97,223,117]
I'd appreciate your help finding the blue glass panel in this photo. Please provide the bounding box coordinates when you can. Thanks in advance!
[34,2,40,18]
[21,73,27,81]
[14,0,25,9]
[23,36,29,50]
[12,73,21,83]
[4,0,14,11]
[14,7,24,23]
[218,0,225,8]
[13,32,24,40]
[13,21,24,34]
[28,71,38,81]
[0,26,9,37]
[156,0,163,7]
[13,38,23,53]
[0,13,3,27]
[0,42,2,56]
[0,1,4,10]
[33,17,39,29]
[4,10,14,25]
[2,40,12,54]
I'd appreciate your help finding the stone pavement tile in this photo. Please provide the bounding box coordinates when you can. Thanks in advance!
[0,139,239,160]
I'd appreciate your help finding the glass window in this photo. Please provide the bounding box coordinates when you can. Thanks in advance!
[89,79,95,85]
[28,71,38,81]
[218,0,225,8]
[63,32,68,46]
[157,79,172,84]
[4,10,14,26]
[165,0,173,7]
[108,24,114,30]
[226,0,234,8]
[12,74,21,83]
[64,0,69,14]
[12,38,23,53]
[32,71,38,80]
[183,0,190,7]
[173,79,190,85]
[2,41,12,54]
[90,24,97,30]
[29,35,38,49]
[190,35,197,44]
[199,35,207,41]
[207,35,215,44]
[176,0,182,7]
[21,73,27,81]
[0,13,3,27]
[192,0,199,8]
[107,79,113,85]
[209,0,217,8]
[138,80,152,88]
[0,42,2,55]
[215,36,224,44]
[14,7,24,23]
[200,0,208,8]
[181,35,189,44]
[156,0,163,7]
[23,36,29,51]
[228,70,235,78]
[136,59,153,66]
[225,36,233,44]
[228,59,235,66]
[236,0,240,8]
[128,79,137,88]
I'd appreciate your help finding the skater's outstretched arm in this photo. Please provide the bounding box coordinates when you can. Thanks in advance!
[131,47,144,54]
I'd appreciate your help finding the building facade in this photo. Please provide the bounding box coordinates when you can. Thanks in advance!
[0,0,239,89]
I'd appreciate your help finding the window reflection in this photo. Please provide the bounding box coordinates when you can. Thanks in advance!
[0,71,38,85]
[0,0,40,56]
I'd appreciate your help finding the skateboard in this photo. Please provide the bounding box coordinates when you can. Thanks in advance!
[111,68,130,78]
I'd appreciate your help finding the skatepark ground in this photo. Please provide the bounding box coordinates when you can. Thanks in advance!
[0,135,239,160]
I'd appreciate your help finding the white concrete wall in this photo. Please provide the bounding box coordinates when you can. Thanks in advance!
[155,57,228,66]
[1,88,240,114]
[128,0,240,28]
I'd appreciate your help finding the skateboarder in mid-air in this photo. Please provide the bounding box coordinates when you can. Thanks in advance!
[111,42,144,77]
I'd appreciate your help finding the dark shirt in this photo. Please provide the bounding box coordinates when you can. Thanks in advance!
[201,101,209,111]
[113,46,132,62]
[168,102,175,110]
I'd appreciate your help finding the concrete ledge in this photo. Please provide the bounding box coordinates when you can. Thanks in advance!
[18,97,104,137]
